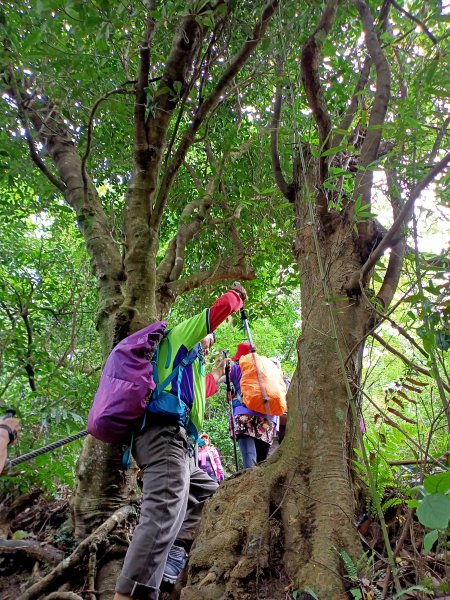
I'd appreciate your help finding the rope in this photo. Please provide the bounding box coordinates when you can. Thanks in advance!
[8,429,88,467]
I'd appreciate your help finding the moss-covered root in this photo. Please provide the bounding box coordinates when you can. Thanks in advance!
[181,459,289,600]
[181,448,362,600]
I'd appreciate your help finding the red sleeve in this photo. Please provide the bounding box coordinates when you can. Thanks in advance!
[209,290,243,331]
[205,373,219,398]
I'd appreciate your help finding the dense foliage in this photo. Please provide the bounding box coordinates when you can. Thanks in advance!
[0,0,449,597]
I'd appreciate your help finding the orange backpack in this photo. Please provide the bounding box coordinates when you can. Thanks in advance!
[239,353,287,416]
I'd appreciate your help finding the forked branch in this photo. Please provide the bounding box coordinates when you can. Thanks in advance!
[152,0,281,231]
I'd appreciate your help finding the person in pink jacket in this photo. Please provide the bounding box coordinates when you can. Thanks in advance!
[197,433,224,482]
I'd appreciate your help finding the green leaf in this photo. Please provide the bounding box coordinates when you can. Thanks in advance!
[416,493,450,530]
[373,271,383,283]
[423,529,438,553]
[333,128,350,136]
[12,529,31,540]
[423,471,450,495]
[173,80,182,95]
[393,585,433,599]
[303,587,320,600]
[321,144,348,157]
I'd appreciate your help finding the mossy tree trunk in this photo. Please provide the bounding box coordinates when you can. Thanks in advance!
[5,2,281,546]
[181,1,403,598]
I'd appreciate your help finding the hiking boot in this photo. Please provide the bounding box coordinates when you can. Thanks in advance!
[162,545,188,584]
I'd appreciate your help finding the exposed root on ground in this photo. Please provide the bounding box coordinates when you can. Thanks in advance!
[42,593,84,600]
[181,443,366,600]
[1,473,448,600]
[182,451,294,600]
[0,539,64,565]
[16,505,132,600]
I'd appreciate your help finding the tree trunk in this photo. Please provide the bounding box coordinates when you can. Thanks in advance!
[181,206,372,599]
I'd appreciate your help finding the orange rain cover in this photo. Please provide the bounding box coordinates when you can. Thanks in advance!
[239,353,287,416]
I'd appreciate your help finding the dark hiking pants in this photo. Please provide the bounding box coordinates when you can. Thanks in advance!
[115,419,218,599]
[237,434,270,469]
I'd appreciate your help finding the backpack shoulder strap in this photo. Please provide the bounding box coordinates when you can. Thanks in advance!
[155,343,202,394]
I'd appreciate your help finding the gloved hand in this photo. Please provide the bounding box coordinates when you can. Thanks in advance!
[230,282,248,302]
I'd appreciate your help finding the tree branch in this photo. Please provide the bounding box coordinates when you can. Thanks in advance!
[375,169,406,310]
[151,0,280,231]
[167,260,256,298]
[21,122,66,193]
[358,152,450,285]
[429,115,450,163]
[16,506,132,600]
[271,72,295,201]
[20,308,36,393]
[353,0,391,208]
[122,12,208,310]
[7,72,66,193]
[158,156,227,283]
[56,271,90,369]
[301,0,338,211]
[10,89,124,320]
[135,3,157,149]
[389,0,438,45]
[182,160,203,191]
[331,57,372,149]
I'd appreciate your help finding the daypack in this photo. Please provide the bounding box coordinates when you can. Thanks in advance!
[239,353,287,416]
[87,322,203,444]
[88,322,167,444]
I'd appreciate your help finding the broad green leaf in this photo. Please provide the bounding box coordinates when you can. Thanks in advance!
[422,529,438,553]
[416,493,450,530]
[423,471,450,495]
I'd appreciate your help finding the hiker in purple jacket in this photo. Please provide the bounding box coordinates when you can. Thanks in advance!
[114,283,247,600]
[228,343,277,469]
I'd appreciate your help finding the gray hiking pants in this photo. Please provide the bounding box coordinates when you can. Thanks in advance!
[115,419,218,600]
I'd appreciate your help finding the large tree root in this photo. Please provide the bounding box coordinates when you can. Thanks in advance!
[42,593,84,600]
[181,447,361,600]
[0,539,64,565]
[16,505,132,600]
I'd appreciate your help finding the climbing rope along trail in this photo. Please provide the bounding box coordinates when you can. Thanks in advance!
[7,429,88,468]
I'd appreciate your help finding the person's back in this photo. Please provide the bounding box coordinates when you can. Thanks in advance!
[114,283,247,600]
[228,344,278,469]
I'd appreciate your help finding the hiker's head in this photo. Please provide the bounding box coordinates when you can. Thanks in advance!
[201,332,216,356]
[200,433,210,446]
[231,342,253,362]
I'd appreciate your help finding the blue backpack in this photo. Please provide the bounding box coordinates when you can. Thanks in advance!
[146,337,203,432]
